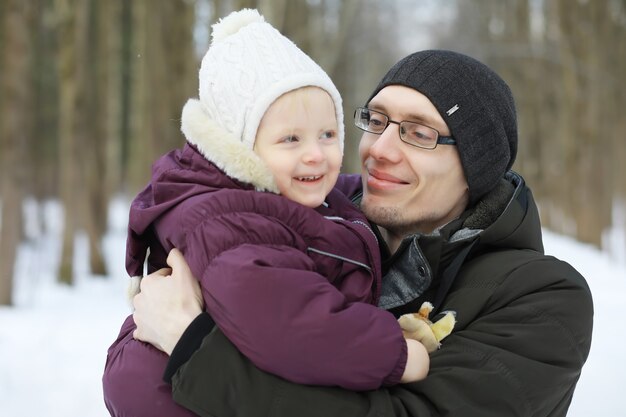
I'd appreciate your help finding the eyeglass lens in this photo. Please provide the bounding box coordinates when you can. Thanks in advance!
[355,108,439,149]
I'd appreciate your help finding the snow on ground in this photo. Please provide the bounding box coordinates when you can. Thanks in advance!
[0,199,130,417]
[0,199,624,417]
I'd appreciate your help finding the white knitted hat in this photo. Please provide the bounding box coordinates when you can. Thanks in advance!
[197,9,344,152]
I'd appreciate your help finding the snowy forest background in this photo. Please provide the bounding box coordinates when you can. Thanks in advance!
[1,0,625,416]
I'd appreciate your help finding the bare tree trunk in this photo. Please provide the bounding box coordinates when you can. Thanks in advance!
[552,0,611,247]
[119,0,133,187]
[208,0,225,27]
[81,0,113,277]
[166,0,197,124]
[32,0,59,202]
[0,177,22,305]
[316,0,359,79]
[127,0,152,193]
[55,0,83,285]
[0,0,34,304]
[127,0,197,194]
[103,0,123,195]
[281,0,311,52]
[259,0,287,30]
[235,0,258,11]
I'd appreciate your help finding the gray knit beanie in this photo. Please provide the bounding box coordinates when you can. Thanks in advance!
[367,50,517,206]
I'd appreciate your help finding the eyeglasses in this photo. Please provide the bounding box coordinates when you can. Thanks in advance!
[354,107,456,150]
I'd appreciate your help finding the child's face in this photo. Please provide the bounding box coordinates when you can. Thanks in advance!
[254,87,342,208]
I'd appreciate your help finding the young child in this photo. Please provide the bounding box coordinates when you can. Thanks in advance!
[103,9,431,417]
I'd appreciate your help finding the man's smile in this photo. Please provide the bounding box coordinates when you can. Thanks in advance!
[366,168,410,191]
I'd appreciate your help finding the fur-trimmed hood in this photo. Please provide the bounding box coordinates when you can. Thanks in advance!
[181,98,279,193]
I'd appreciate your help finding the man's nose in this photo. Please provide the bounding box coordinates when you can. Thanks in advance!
[367,124,402,163]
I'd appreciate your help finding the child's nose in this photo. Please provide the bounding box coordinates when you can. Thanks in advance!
[302,141,324,163]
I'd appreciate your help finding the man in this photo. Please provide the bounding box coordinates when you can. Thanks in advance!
[132,50,593,417]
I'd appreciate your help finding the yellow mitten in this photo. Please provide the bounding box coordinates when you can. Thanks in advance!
[397,302,456,353]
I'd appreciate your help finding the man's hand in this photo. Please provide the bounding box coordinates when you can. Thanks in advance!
[132,248,204,355]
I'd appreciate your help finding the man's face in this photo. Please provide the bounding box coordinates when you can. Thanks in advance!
[358,85,469,236]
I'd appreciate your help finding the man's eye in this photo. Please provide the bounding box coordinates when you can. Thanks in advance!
[408,129,435,143]
[369,118,384,127]
[412,131,429,139]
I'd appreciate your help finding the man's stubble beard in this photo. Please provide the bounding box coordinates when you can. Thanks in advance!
[360,199,420,237]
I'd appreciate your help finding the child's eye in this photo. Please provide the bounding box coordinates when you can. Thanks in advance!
[281,135,299,143]
[320,130,336,140]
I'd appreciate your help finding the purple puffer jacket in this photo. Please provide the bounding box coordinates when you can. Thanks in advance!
[103,100,407,417]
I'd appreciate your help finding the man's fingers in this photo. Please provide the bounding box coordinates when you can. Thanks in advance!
[154,267,172,277]
[166,248,203,311]
[166,248,192,278]
[138,267,172,293]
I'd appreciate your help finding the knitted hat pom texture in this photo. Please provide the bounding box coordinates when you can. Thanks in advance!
[211,8,265,43]
[197,8,344,153]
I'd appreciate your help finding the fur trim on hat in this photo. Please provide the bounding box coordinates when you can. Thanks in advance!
[181,99,279,193]
[127,276,141,306]
[211,8,264,44]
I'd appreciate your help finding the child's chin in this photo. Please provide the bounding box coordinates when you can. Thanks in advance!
[296,197,324,208]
